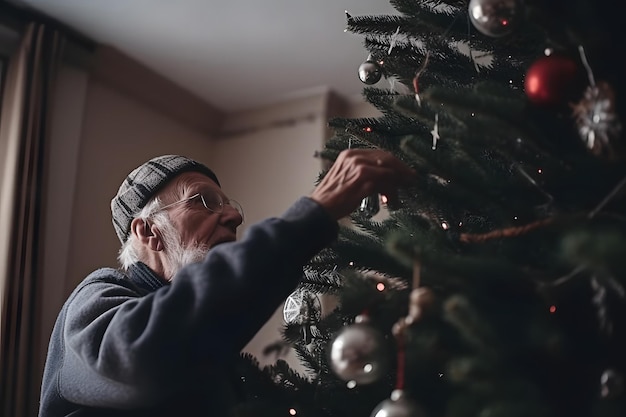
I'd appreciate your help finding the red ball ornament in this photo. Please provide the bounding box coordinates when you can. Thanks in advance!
[524,55,582,107]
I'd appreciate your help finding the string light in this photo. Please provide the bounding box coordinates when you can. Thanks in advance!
[347,380,357,389]
[441,221,450,230]
[549,305,557,313]
[289,408,297,416]
[377,282,386,291]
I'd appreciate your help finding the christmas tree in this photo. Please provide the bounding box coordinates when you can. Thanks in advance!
[233,0,626,416]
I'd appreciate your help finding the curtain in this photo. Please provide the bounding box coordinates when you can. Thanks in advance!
[0,22,64,417]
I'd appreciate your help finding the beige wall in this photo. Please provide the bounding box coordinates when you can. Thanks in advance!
[67,80,217,286]
[38,45,380,394]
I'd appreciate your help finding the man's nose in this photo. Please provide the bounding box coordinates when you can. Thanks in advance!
[221,204,243,227]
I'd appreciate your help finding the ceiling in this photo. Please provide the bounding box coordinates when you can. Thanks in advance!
[15,0,399,112]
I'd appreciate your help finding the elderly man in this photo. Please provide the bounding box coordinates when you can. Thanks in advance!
[38,149,415,416]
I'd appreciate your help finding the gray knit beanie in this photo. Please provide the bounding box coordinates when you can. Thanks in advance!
[111,155,220,244]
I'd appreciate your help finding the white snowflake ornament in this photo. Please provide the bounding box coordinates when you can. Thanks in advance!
[571,81,623,159]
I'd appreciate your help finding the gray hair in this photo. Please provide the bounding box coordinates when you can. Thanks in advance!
[117,197,169,270]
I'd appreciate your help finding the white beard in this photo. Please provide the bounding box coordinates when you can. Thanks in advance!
[159,218,210,281]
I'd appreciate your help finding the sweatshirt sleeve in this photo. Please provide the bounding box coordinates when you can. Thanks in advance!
[58,197,338,409]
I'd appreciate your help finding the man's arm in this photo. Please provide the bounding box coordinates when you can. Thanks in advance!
[58,148,416,409]
[59,197,336,408]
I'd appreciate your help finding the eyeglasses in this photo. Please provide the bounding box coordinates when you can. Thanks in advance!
[156,191,244,222]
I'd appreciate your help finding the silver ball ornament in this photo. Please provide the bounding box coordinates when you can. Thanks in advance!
[329,318,389,385]
[359,194,381,218]
[370,390,427,417]
[468,0,523,37]
[358,57,383,85]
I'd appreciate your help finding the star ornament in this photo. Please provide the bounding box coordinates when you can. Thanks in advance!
[431,113,440,150]
[388,26,401,55]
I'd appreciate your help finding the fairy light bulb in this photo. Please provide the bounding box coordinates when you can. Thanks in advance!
[377,282,385,291]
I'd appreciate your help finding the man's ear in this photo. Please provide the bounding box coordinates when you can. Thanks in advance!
[130,218,164,251]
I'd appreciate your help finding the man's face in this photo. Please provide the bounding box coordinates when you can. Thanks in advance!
[157,171,243,277]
